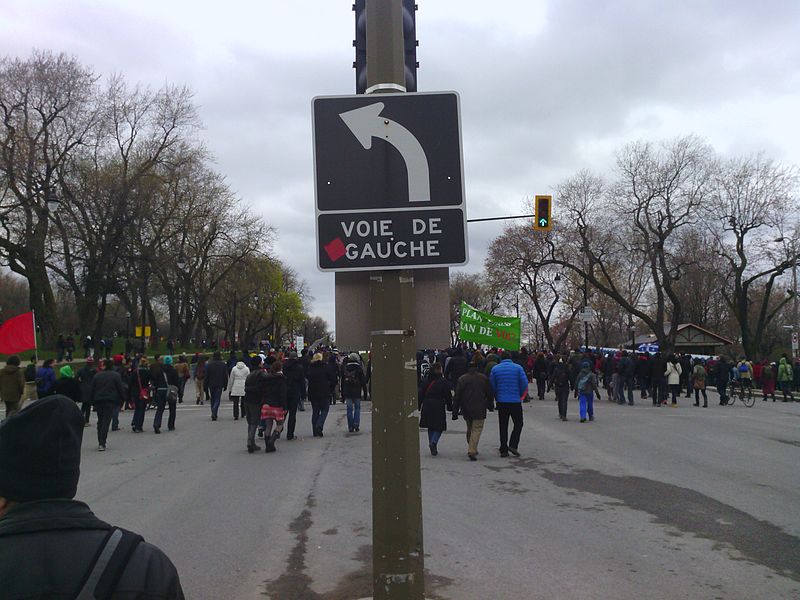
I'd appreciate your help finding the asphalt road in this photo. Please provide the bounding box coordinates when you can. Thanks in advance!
[16,385,800,599]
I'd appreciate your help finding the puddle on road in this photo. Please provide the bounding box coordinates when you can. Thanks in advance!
[488,457,800,582]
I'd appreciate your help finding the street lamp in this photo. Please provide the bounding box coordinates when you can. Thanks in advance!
[45,189,60,213]
[176,253,187,270]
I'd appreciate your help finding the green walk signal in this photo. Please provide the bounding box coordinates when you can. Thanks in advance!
[534,194,553,231]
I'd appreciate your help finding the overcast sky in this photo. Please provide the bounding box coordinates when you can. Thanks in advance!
[3,0,799,329]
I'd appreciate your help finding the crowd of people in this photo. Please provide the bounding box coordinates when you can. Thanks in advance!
[2,344,799,459]
[413,346,800,459]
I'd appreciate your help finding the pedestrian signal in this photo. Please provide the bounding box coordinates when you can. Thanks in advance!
[534,195,552,231]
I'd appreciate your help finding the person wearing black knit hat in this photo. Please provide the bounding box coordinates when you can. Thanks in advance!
[0,395,185,599]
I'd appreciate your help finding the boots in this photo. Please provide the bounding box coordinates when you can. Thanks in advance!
[265,431,279,452]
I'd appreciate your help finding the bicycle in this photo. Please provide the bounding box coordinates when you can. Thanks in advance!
[726,380,755,407]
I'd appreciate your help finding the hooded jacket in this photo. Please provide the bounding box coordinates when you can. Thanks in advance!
[227,362,250,397]
[777,357,793,382]
[53,367,81,403]
[263,372,287,409]
[307,360,335,406]
[453,367,494,420]
[0,364,25,405]
[0,499,184,599]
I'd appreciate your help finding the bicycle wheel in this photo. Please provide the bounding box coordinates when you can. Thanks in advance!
[727,388,737,406]
[742,387,755,407]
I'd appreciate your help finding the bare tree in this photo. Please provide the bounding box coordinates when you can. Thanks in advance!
[0,51,98,342]
[705,155,800,357]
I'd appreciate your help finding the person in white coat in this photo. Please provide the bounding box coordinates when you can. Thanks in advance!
[664,354,683,406]
[227,360,251,420]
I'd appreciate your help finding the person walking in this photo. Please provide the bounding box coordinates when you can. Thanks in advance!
[194,355,207,405]
[533,352,548,401]
[283,352,305,440]
[453,354,494,460]
[649,352,666,406]
[419,362,452,456]
[76,357,96,426]
[243,355,268,453]
[227,357,250,420]
[307,353,334,437]
[0,395,185,599]
[174,354,190,403]
[548,355,572,421]
[88,359,126,450]
[665,354,682,406]
[152,356,179,433]
[204,352,228,421]
[341,353,368,433]
[575,360,600,422]
[761,361,777,402]
[715,356,731,405]
[262,361,288,453]
[53,365,81,404]
[130,357,151,433]
[777,357,795,402]
[692,359,708,407]
[35,359,57,398]
[489,351,528,458]
[617,351,635,405]
[0,355,25,419]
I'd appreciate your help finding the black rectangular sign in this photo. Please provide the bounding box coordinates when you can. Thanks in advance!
[312,91,468,271]
[318,209,467,271]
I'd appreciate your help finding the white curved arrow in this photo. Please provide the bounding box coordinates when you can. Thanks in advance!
[339,102,431,202]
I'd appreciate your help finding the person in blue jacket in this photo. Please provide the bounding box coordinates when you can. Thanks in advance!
[489,351,529,457]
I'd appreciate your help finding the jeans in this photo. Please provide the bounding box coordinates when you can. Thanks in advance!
[717,382,728,404]
[177,377,187,402]
[669,384,680,404]
[131,397,147,431]
[346,396,361,430]
[231,395,243,419]
[465,418,484,455]
[111,404,120,430]
[153,389,176,430]
[651,377,666,404]
[555,386,569,419]
[694,388,708,405]
[209,387,223,418]
[244,402,261,447]
[81,401,92,424]
[497,402,523,453]
[95,403,114,447]
[535,377,546,399]
[617,377,634,404]
[311,402,330,433]
[286,398,298,438]
[428,429,442,445]
[579,392,594,420]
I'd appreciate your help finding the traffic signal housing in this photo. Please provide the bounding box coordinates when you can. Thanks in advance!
[534,195,553,231]
[353,0,367,94]
[353,0,418,94]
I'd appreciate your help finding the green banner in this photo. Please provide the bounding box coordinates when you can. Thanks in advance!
[458,301,521,351]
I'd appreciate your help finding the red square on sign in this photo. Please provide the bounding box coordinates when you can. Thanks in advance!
[324,237,347,262]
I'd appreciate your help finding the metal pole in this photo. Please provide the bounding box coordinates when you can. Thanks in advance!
[583,277,589,351]
[367,1,425,598]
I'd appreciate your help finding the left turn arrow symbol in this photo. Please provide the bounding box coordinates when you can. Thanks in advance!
[339,102,431,202]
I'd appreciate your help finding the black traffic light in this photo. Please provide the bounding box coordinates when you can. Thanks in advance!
[353,0,418,94]
[402,0,418,92]
[534,195,553,231]
[353,0,367,94]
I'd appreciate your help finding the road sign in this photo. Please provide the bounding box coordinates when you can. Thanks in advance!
[313,91,468,271]
[534,195,552,231]
[579,307,595,323]
[792,331,798,351]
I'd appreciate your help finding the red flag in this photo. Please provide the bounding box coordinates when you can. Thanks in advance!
[0,311,36,355]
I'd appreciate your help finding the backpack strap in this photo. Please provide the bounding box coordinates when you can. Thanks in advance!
[74,527,143,600]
